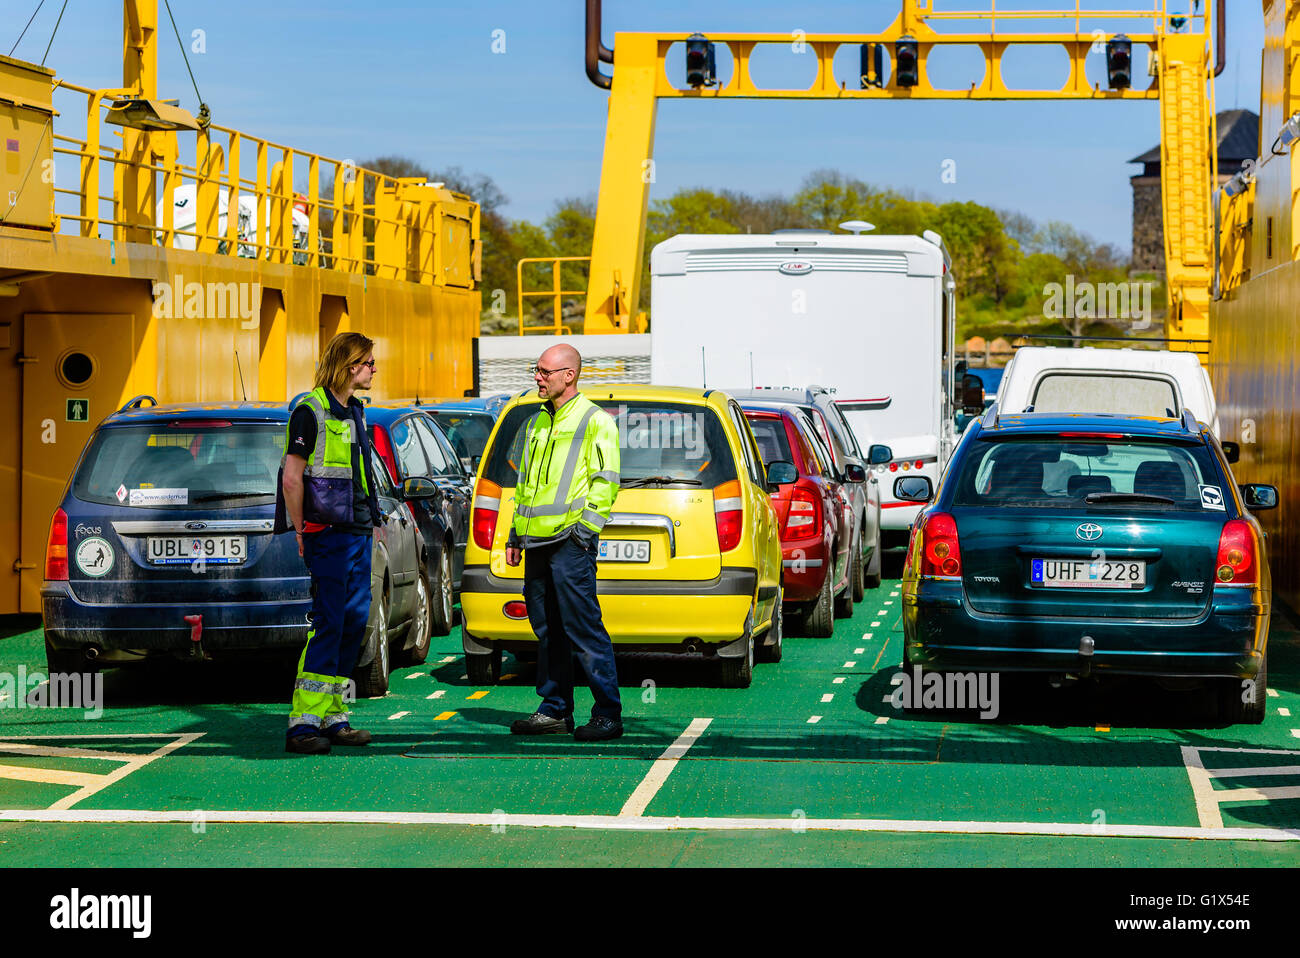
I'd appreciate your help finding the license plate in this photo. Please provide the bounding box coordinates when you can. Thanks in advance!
[147,536,247,565]
[598,539,650,563]
[1031,558,1145,588]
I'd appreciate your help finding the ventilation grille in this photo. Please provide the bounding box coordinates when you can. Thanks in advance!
[479,355,651,394]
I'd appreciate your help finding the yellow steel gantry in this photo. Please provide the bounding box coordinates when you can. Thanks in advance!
[581,0,1219,355]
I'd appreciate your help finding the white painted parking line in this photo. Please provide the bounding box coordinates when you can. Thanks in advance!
[619,718,712,818]
[884,600,894,605]
[820,694,834,703]
[844,661,857,668]
[405,673,422,680]
[11,809,1298,842]
[439,655,456,664]
[862,633,873,641]
[0,693,7,702]
[875,716,889,725]
[1182,745,1300,829]
[1267,688,1280,698]
[459,674,468,680]
[1280,707,1292,717]
[0,733,203,811]
[1292,730,1300,739]
[388,711,410,721]
[855,648,865,654]
[832,677,845,685]
[807,716,822,724]
[889,591,899,596]
[870,621,881,627]
[425,690,446,700]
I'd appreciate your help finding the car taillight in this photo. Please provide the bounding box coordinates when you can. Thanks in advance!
[46,508,68,581]
[1215,519,1257,586]
[503,601,528,619]
[714,480,743,553]
[472,479,501,550]
[785,486,819,538]
[371,426,398,483]
[919,511,962,578]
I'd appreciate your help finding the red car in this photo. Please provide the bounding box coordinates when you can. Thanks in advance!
[742,401,872,636]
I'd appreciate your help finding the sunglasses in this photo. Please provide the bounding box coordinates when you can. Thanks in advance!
[530,364,572,378]
[353,359,377,370]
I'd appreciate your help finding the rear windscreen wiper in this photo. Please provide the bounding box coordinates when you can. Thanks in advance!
[621,476,703,488]
[1084,492,1175,505]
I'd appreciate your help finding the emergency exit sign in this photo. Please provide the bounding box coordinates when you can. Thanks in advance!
[66,398,89,422]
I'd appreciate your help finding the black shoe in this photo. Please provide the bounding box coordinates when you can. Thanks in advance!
[574,716,623,741]
[285,733,331,755]
[510,711,574,735]
[326,726,372,746]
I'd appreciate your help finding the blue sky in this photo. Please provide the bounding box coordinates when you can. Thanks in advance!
[14,0,1265,251]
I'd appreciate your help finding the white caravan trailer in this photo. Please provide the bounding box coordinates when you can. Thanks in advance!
[649,230,958,541]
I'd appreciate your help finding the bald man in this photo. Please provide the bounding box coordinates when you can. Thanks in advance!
[506,345,624,741]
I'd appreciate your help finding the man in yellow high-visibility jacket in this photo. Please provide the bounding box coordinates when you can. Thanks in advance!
[506,344,623,741]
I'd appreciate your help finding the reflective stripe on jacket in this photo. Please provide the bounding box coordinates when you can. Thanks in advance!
[286,386,370,526]
[509,392,620,549]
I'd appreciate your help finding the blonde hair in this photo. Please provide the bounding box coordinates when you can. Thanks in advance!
[315,332,374,394]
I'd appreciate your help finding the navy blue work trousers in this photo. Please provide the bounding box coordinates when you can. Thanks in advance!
[523,535,621,720]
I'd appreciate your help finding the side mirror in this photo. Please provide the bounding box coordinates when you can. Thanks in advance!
[1240,483,1278,510]
[843,462,868,483]
[961,373,985,415]
[766,460,798,490]
[470,454,482,471]
[894,475,934,503]
[1220,441,1240,464]
[402,477,438,500]
[867,444,892,465]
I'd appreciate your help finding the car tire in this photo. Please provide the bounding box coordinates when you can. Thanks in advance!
[720,610,754,688]
[355,597,391,698]
[836,545,858,617]
[429,544,454,637]
[756,588,784,664]
[864,536,883,591]
[401,566,432,666]
[1218,651,1267,725]
[801,568,835,638]
[466,647,502,685]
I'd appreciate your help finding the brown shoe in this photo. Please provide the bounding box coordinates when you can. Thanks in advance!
[326,726,372,746]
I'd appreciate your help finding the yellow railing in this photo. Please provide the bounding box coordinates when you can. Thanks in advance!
[516,256,591,335]
[47,80,478,287]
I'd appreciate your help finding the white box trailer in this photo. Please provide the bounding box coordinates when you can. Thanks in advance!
[650,230,958,537]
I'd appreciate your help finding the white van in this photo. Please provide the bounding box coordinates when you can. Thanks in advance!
[995,346,1220,434]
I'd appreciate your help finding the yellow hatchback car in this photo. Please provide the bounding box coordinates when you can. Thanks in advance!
[461,385,784,688]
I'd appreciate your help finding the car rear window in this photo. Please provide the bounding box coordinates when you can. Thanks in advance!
[1030,373,1178,417]
[951,437,1224,512]
[482,400,738,489]
[744,414,793,468]
[73,421,285,507]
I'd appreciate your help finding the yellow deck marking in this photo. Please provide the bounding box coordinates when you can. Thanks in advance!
[467,691,489,700]
[870,637,892,670]
[0,764,102,788]
[435,711,457,721]
[501,673,517,681]
[1095,725,1110,732]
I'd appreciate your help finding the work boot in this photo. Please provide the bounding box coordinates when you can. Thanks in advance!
[574,716,623,742]
[510,711,575,735]
[285,731,331,755]
[325,725,372,746]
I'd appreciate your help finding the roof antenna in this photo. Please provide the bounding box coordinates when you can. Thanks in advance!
[234,349,248,402]
[701,346,707,389]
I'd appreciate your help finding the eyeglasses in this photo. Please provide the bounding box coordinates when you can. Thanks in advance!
[530,364,572,378]
[353,359,377,370]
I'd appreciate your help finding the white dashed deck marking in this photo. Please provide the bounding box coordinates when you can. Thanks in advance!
[820,694,834,703]
[807,716,822,724]
[425,690,446,700]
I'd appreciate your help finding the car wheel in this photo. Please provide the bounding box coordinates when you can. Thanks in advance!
[853,527,868,600]
[1218,651,1267,725]
[864,535,883,590]
[401,567,432,666]
[801,568,835,638]
[835,544,857,617]
[756,587,784,664]
[720,609,754,688]
[355,597,390,698]
[429,545,454,637]
[466,647,502,685]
